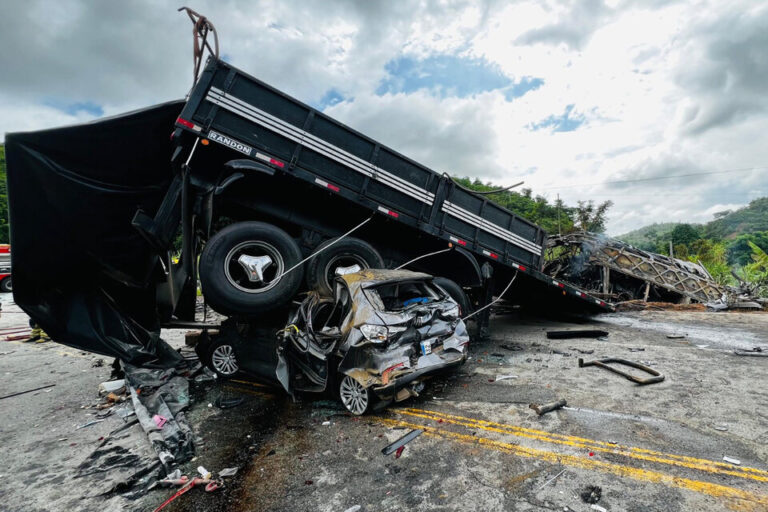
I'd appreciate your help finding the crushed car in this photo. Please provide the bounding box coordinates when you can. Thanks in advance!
[198,269,470,414]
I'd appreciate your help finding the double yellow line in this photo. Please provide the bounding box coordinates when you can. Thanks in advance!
[380,408,768,510]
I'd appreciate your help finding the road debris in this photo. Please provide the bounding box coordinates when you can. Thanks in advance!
[0,383,55,400]
[382,429,423,456]
[219,467,238,477]
[154,475,222,512]
[666,334,686,339]
[723,456,741,465]
[529,399,567,416]
[578,357,665,385]
[591,505,607,512]
[500,343,524,351]
[215,396,245,409]
[733,348,768,357]
[98,379,126,395]
[547,330,609,339]
[343,506,362,512]
[76,419,105,430]
[713,425,728,431]
[536,468,566,490]
[495,374,519,382]
[580,485,602,503]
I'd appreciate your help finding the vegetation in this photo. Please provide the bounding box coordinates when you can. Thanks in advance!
[452,177,612,235]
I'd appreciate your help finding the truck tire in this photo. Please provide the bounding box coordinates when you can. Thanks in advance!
[433,277,471,317]
[306,237,384,296]
[199,222,304,316]
[0,277,11,293]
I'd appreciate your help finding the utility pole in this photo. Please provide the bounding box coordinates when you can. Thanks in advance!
[556,193,561,236]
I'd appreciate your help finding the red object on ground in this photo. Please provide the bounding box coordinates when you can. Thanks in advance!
[395,446,405,458]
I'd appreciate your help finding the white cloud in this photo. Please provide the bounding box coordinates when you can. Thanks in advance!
[1,0,767,235]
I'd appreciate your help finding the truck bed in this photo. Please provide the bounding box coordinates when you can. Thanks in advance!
[175,58,611,313]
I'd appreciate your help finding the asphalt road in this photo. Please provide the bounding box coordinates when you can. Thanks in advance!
[1,292,767,511]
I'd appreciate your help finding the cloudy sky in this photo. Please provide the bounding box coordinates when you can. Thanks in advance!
[1,0,767,235]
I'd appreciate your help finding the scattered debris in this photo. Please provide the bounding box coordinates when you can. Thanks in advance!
[197,466,212,479]
[733,348,768,357]
[529,399,567,416]
[713,425,728,432]
[219,467,238,477]
[382,429,423,456]
[0,383,55,400]
[723,456,741,465]
[154,475,222,512]
[666,334,686,339]
[536,468,566,490]
[591,505,607,512]
[343,506,362,512]
[578,357,664,385]
[215,396,245,409]
[627,347,645,352]
[98,379,126,396]
[570,347,595,355]
[395,446,405,458]
[495,374,519,382]
[500,344,524,351]
[547,330,609,340]
[76,419,105,430]
[580,485,602,504]
[153,415,168,429]
[92,358,106,367]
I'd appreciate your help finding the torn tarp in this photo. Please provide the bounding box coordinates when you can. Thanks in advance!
[5,101,185,367]
[124,363,195,470]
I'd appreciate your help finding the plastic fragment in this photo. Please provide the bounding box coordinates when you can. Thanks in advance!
[153,414,168,429]
[198,466,211,479]
[344,506,362,512]
[495,374,519,382]
[723,456,741,465]
[219,467,238,477]
[591,506,607,512]
[395,446,405,458]
[76,419,105,430]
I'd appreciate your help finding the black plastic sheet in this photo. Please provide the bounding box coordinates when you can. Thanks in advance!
[5,101,185,367]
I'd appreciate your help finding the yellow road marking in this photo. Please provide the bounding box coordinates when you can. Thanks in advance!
[223,385,273,399]
[231,379,268,388]
[377,417,768,511]
[398,407,768,483]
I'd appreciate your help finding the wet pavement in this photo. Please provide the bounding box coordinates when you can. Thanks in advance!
[1,292,767,511]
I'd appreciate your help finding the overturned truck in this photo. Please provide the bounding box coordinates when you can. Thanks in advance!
[5,56,610,370]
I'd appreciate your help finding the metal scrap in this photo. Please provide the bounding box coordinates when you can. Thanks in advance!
[547,330,609,339]
[382,429,423,456]
[529,399,567,416]
[578,358,664,385]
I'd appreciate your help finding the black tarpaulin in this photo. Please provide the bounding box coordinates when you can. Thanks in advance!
[5,101,185,367]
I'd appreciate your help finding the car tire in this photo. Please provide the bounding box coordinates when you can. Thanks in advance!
[0,277,11,293]
[307,237,383,296]
[205,339,241,379]
[200,222,304,316]
[433,277,471,317]
[338,374,371,415]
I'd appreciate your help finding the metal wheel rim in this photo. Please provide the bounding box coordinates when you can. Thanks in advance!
[211,344,239,375]
[324,254,368,291]
[224,240,285,294]
[339,375,369,415]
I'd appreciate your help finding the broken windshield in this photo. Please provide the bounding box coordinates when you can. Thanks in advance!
[364,280,445,312]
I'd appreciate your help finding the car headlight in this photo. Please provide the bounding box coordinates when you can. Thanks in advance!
[360,324,407,343]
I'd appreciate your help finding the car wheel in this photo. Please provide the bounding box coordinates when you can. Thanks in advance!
[199,222,304,316]
[339,374,371,415]
[0,277,12,293]
[207,341,240,378]
[307,237,383,296]
[433,277,471,317]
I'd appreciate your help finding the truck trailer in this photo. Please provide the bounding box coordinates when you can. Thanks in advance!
[5,57,609,367]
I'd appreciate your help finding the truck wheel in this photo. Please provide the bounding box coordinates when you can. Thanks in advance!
[0,277,11,293]
[433,277,471,317]
[200,222,304,316]
[307,237,383,296]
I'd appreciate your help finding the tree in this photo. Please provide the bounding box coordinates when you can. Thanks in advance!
[670,223,700,246]
[573,200,613,233]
